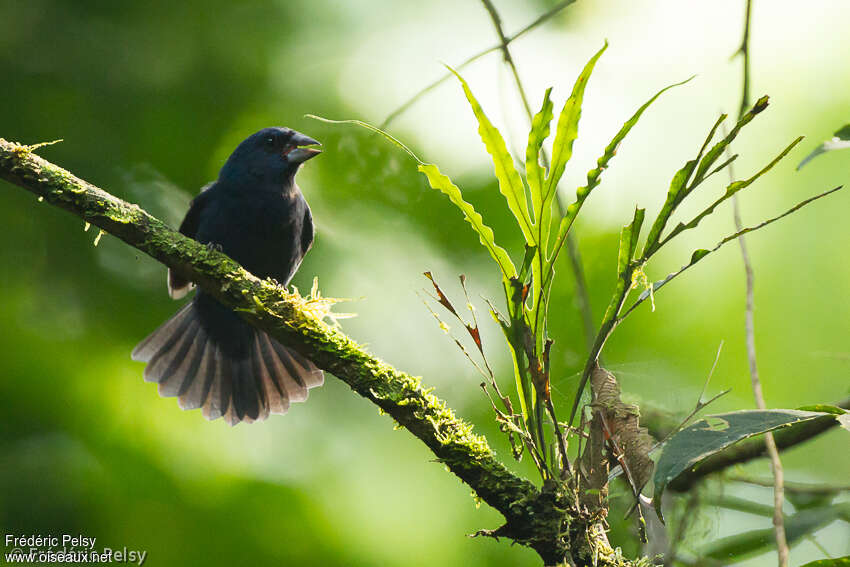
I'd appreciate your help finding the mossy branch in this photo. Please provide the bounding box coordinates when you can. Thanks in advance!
[0,138,649,566]
[0,136,536,512]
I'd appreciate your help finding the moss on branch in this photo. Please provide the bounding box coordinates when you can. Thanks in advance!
[0,136,540,508]
[2,137,654,565]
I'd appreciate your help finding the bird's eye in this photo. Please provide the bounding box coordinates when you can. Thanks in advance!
[265,137,275,147]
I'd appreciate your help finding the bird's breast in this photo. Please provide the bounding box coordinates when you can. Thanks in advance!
[197,191,306,284]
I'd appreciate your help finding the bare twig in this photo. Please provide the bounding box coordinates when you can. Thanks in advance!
[380,0,575,129]
[730,2,789,565]
[0,138,577,564]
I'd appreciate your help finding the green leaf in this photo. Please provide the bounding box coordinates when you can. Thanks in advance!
[653,409,835,520]
[526,88,554,229]
[448,66,536,245]
[624,185,843,315]
[577,76,693,204]
[418,163,517,280]
[642,158,698,256]
[305,114,425,164]
[551,77,692,261]
[618,207,645,274]
[642,98,771,258]
[641,113,727,256]
[601,208,644,324]
[693,95,769,183]
[690,248,709,263]
[305,115,519,283]
[798,123,850,170]
[800,556,850,567]
[701,505,850,563]
[543,41,608,221]
[663,136,804,243]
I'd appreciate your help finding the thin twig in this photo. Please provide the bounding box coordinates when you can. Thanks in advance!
[480,0,534,118]
[730,2,789,564]
[380,0,575,129]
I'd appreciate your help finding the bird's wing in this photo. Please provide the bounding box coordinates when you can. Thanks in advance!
[300,203,315,256]
[168,184,213,299]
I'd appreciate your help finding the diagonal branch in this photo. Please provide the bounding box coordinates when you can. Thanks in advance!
[2,137,666,566]
[0,137,538,524]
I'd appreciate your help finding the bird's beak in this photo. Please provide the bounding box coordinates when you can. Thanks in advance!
[286,133,322,164]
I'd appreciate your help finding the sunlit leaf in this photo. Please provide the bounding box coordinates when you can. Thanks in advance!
[551,77,692,259]
[600,208,644,324]
[654,409,836,520]
[797,123,850,170]
[526,88,554,231]
[418,164,517,280]
[662,136,804,243]
[617,207,645,276]
[622,185,842,318]
[306,115,519,282]
[643,97,770,258]
[448,66,535,245]
[693,95,769,182]
[543,42,608,227]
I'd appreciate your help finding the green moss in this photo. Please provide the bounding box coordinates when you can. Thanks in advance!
[0,137,656,566]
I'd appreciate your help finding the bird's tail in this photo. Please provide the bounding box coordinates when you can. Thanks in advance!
[131,302,323,425]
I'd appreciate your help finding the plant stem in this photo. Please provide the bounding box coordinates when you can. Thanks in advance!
[731,2,789,565]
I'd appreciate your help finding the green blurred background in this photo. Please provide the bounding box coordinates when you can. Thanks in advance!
[1,0,848,565]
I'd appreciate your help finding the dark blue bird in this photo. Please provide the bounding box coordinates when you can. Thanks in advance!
[132,127,324,425]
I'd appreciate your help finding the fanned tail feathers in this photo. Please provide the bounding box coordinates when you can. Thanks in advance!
[131,303,323,425]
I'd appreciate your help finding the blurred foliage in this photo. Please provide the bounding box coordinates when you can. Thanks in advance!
[1,0,849,566]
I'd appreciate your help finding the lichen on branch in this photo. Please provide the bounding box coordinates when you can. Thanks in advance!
[1,137,653,566]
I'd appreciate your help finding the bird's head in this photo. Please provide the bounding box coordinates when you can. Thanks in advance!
[219,127,321,188]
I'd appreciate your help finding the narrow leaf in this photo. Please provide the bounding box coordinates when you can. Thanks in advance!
[616,208,644,276]
[526,88,554,226]
[693,95,770,183]
[643,113,727,257]
[418,164,517,280]
[305,115,519,282]
[663,136,804,244]
[551,77,693,260]
[622,186,843,320]
[642,159,697,256]
[305,115,425,164]
[448,66,536,245]
[798,123,850,170]
[544,42,608,212]
[654,409,836,520]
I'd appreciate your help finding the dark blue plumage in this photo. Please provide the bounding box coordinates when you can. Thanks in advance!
[133,127,324,425]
